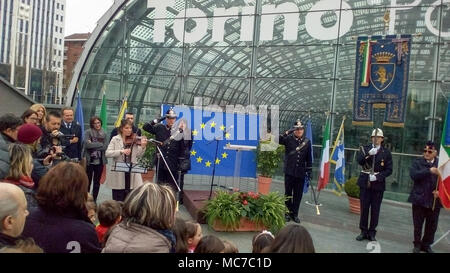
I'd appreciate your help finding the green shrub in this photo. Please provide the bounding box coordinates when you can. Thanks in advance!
[344,177,360,198]
[256,144,284,178]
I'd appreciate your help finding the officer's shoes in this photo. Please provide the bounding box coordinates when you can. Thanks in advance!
[421,246,434,253]
[285,214,291,222]
[368,235,377,241]
[412,247,421,253]
[291,216,301,223]
[356,233,368,241]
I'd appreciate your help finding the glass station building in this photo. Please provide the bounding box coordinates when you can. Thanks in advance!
[66,0,450,201]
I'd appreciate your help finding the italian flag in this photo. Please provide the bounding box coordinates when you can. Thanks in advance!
[438,101,450,209]
[361,40,374,87]
[317,116,330,191]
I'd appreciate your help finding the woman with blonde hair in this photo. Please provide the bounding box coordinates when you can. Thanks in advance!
[106,119,147,201]
[29,104,47,127]
[0,143,37,210]
[103,183,177,253]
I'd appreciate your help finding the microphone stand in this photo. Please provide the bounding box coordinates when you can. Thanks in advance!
[151,139,181,192]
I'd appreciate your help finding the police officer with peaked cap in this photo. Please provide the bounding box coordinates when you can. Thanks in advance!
[356,128,392,242]
[279,120,312,223]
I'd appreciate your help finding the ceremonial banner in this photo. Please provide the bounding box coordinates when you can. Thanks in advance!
[438,101,450,209]
[353,35,411,127]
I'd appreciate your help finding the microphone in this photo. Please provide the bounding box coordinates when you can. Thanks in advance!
[170,128,183,140]
[223,125,234,135]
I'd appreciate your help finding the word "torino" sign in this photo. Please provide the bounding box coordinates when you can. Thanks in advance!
[147,0,449,43]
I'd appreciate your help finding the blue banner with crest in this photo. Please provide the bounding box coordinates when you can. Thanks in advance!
[353,35,411,127]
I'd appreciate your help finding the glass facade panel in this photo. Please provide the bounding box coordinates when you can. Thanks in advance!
[72,0,450,202]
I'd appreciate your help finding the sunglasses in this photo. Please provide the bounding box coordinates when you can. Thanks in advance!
[423,149,435,154]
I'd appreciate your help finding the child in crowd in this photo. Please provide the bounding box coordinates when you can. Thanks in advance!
[194,235,225,253]
[186,221,202,253]
[96,200,122,244]
[222,240,239,253]
[173,217,189,253]
[86,193,97,224]
[252,230,275,253]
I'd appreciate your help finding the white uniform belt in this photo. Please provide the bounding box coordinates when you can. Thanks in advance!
[361,171,379,175]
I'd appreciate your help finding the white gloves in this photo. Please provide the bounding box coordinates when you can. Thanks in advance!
[369,174,377,182]
[368,147,378,156]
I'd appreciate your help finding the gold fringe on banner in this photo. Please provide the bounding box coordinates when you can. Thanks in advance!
[352,121,374,126]
[383,122,405,128]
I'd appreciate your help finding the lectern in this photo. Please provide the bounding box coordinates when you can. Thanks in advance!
[224,144,257,191]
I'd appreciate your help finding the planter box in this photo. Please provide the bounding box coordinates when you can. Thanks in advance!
[141,170,155,182]
[348,196,361,215]
[212,218,266,232]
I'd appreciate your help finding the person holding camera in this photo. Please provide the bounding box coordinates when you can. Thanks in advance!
[60,107,82,161]
[37,111,70,164]
[82,117,108,203]
[106,119,147,201]
[143,109,187,194]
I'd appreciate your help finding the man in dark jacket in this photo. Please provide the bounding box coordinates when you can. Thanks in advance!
[279,120,312,223]
[356,128,393,242]
[409,141,441,253]
[0,184,29,249]
[0,114,22,179]
[143,109,184,193]
[60,107,82,160]
[110,112,141,141]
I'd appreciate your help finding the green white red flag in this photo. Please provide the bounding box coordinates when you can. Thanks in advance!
[317,115,330,191]
[438,101,450,209]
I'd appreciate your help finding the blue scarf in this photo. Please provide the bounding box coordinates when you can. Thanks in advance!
[157,229,176,253]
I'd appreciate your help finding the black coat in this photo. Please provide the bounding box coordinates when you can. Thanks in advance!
[143,122,183,173]
[60,122,82,159]
[408,157,441,209]
[357,144,393,191]
[22,206,101,253]
[279,133,312,178]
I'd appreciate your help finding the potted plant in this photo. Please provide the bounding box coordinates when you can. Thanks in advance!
[138,123,156,182]
[204,190,288,233]
[255,143,284,194]
[344,177,360,214]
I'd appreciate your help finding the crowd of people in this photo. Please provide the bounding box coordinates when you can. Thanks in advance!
[0,104,444,253]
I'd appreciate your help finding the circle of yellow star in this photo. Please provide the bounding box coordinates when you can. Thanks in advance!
[205,161,212,167]
[192,129,198,136]
[210,122,216,128]
[190,150,197,156]
[221,152,228,159]
[197,157,203,163]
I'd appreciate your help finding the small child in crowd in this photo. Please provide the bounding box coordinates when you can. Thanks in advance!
[194,235,225,253]
[186,221,202,253]
[173,217,189,253]
[222,240,239,253]
[96,200,122,244]
[252,230,275,253]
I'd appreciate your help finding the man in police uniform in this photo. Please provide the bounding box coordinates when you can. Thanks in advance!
[356,128,392,242]
[143,109,185,193]
[279,120,312,223]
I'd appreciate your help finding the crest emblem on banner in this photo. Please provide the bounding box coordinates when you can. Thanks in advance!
[370,52,395,92]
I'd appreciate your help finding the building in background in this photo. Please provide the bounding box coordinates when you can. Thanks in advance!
[63,33,90,98]
[0,0,66,104]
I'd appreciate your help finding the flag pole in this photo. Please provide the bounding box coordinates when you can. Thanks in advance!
[432,172,442,211]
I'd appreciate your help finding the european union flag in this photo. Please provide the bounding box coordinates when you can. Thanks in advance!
[75,92,84,141]
[162,105,259,178]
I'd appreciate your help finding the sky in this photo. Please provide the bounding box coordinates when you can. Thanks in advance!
[65,0,115,36]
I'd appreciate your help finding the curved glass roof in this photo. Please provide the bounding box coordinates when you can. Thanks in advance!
[68,0,449,150]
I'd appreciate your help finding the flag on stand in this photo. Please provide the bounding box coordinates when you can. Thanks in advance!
[75,92,85,142]
[317,115,330,191]
[114,96,128,128]
[304,119,314,193]
[330,117,346,195]
[100,91,108,131]
[438,101,450,209]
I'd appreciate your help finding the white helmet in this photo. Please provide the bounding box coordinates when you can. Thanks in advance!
[371,128,384,138]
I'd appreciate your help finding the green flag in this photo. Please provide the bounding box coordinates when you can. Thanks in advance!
[100,92,107,132]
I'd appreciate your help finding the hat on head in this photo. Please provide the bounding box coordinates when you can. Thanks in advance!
[293,120,304,130]
[425,140,436,150]
[166,108,177,118]
[18,124,42,144]
[371,128,384,138]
